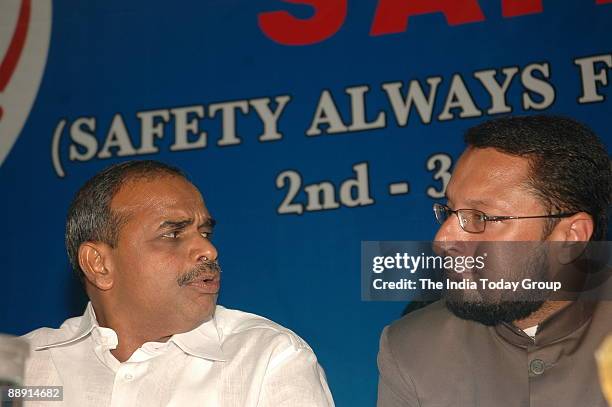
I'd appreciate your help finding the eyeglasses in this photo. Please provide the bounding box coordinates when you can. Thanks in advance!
[433,203,577,234]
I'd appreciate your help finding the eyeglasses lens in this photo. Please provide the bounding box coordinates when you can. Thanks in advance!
[458,210,485,233]
[433,204,449,225]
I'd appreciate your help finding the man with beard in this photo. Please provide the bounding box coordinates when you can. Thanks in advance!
[438,238,552,326]
[377,115,612,407]
[21,161,334,406]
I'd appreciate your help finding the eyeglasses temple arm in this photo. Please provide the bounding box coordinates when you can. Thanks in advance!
[484,213,577,221]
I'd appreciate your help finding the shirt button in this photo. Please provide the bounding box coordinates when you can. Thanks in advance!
[529,359,545,375]
[124,373,134,380]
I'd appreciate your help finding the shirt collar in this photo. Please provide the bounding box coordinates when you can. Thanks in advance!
[35,302,226,362]
[35,302,98,350]
[171,316,226,361]
[494,265,612,346]
[494,300,597,347]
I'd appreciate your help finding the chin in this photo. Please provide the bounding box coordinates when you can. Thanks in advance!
[192,297,218,321]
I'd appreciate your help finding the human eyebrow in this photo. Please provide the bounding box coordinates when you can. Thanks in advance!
[444,194,454,208]
[199,218,216,229]
[463,199,490,208]
[158,219,194,230]
[456,197,507,211]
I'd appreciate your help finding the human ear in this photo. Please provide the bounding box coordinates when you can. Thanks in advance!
[547,212,594,242]
[563,212,594,242]
[78,242,114,290]
[550,212,593,264]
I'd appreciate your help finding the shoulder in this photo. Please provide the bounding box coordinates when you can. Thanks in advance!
[20,315,84,349]
[214,305,312,355]
[213,307,334,405]
[376,302,461,405]
[19,316,85,386]
[386,301,457,344]
[378,300,486,392]
[382,300,485,358]
[214,305,310,348]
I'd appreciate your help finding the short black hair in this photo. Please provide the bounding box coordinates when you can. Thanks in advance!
[66,160,187,280]
[465,115,611,241]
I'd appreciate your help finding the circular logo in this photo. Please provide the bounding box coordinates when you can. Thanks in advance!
[0,0,52,167]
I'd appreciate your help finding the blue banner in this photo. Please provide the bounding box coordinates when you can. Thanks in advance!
[1,1,611,405]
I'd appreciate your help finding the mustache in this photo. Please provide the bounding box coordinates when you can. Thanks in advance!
[177,258,222,287]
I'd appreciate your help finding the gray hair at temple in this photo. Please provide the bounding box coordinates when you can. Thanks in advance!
[465,115,611,240]
[65,160,187,280]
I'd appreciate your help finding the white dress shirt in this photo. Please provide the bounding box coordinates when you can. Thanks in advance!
[21,303,334,406]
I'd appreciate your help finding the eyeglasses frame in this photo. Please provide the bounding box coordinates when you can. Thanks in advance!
[433,203,578,234]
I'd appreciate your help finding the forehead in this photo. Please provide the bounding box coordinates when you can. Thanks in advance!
[111,175,208,219]
[447,147,537,210]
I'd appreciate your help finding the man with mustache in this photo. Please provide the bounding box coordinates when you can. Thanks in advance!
[377,115,612,406]
[21,160,334,406]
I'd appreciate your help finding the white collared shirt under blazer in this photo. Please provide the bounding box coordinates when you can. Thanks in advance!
[21,303,334,406]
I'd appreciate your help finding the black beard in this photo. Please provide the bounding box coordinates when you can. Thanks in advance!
[442,241,550,326]
[444,299,544,326]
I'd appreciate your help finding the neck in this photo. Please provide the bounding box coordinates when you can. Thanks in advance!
[90,302,173,363]
[109,335,172,363]
[513,300,572,330]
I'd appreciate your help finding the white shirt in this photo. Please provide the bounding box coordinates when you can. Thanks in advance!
[21,303,334,406]
[522,325,538,339]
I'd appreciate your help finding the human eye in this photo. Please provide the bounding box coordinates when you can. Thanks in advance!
[484,215,505,224]
[200,230,213,239]
[460,210,487,227]
[162,230,181,239]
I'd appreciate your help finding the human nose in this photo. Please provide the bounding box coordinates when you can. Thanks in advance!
[434,211,467,243]
[434,214,480,259]
[191,234,218,263]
